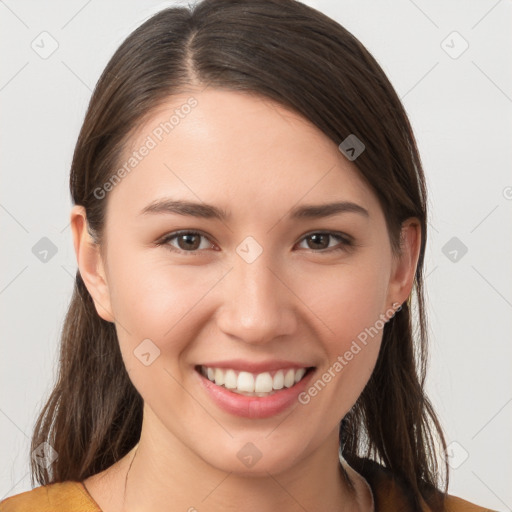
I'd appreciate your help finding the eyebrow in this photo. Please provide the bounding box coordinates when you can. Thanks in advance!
[139,198,369,220]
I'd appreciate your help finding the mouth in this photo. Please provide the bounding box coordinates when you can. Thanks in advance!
[194,364,316,397]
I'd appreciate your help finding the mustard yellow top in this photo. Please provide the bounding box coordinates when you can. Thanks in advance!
[0,460,497,512]
[0,481,496,511]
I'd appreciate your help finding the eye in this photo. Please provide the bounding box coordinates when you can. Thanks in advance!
[296,232,353,253]
[156,230,353,255]
[156,230,215,255]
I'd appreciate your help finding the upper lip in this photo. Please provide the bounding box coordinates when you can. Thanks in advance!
[197,359,315,374]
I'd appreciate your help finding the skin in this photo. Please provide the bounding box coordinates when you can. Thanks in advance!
[72,88,421,512]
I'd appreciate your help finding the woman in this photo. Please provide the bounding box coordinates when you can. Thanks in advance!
[0,1,496,511]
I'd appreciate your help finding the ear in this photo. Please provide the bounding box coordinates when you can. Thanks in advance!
[70,205,115,322]
[386,218,422,308]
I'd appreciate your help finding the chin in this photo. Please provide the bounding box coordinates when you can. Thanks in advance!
[194,435,307,477]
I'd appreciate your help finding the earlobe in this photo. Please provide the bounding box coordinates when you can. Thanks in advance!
[70,205,115,323]
[387,218,422,307]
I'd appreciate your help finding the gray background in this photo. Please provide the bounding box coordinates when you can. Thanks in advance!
[1,0,511,509]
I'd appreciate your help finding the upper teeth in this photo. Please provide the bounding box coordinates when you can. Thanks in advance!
[200,366,308,395]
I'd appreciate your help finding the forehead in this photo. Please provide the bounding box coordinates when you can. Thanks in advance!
[105,89,380,222]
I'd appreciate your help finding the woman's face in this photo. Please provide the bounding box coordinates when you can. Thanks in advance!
[73,88,416,475]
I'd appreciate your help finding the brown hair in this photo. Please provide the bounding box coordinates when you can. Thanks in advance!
[30,0,449,509]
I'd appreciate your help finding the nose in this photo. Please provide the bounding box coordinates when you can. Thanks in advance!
[216,251,297,345]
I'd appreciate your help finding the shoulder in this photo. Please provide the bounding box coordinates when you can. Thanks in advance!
[443,494,498,512]
[346,456,497,512]
[0,481,101,512]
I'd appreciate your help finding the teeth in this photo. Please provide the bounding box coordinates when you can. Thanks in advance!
[224,369,237,389]
[294,368,306,383]
[254,372,273,393]
[237,371,254,392]
[284,369,295,388]
[273,370,284,390]
[200,365,310,395]
[214,368,224,386]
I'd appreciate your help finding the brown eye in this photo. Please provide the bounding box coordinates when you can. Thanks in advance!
[305,233,330,250]
[176,233,202,251]
[298,232,352,253]
[158,230,214,254]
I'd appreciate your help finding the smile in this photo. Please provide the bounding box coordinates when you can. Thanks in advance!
[198,365,313,397]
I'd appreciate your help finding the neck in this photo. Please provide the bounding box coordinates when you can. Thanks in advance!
[120,413,369,512]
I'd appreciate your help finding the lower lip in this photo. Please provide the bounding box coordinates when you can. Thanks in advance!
[195,368,315,419]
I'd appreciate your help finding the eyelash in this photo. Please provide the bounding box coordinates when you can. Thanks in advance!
[155,230,354,256]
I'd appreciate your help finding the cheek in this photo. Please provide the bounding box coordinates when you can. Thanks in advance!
[106,245,224,357]
[106,251,225,412]
[294,257,390,404]
[299,256,390,347]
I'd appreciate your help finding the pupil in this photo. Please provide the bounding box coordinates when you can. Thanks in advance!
[177,234,330,251]
[180,234,199,250]
[310,234,328,249]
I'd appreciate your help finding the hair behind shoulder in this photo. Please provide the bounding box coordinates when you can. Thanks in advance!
[30,1,449,510]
